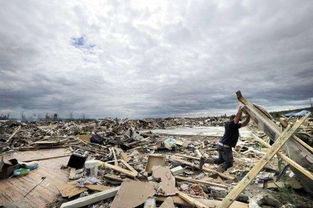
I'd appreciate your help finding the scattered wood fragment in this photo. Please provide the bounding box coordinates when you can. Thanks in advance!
[102,162,137,178]
[120,152,130,162]
[178,191,207,208]
[111,148,118,166]
[6,126,21,143]
[145,154,166,173]
[111,181,157,208]
[175,154,200,160]
[171,156,234,180]
[104,174,124,182]
[153,166,178,196]
[119,159,138,175]
[57,181,87,198]
[159,197,175,208]
[60,186,120,208]
[85,185,111,192]
[175,175,227,189]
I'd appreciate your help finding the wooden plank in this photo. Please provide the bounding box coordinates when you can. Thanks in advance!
[251,133,313,181]
[6,126,21,143]
[111,148,118,166]
[119,159,138,175]
[60,186,120,208]
[157,196,248,208]
[85,185,112,192]
[178,192,207,208]
[102,162,137,178]
[170,156,234,180]
[175,176,227,189]
[175,154,200,160]
[220,113,309,208]
[57,181,87,198]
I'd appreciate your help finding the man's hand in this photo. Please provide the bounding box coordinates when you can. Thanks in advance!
[234,106,243,124]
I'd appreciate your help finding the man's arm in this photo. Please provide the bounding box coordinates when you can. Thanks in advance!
[240,115,250,127]
[233,107,243,124]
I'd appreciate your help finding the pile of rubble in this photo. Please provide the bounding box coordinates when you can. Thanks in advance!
[1,93,313,208]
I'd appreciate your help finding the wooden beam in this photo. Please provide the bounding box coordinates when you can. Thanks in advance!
[102,162,137,178]
[251,133,313,181]
[171,156,234,180]
[178,192,207,208]
[175,176,227,189]
[175,154,201,160]
[220,113,310,208]
[111,148,118,166]
[60,186,120,208]
[7,126,21,143]
[119,159,138,175]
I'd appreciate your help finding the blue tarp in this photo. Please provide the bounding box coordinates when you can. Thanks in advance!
[285,110,310,117]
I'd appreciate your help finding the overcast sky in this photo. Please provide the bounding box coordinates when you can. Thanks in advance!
[0,0,313,119]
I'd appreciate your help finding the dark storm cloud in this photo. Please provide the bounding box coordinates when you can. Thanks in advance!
[0,0,312,118]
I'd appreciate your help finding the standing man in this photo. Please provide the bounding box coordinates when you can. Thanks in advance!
[213,107,250,171]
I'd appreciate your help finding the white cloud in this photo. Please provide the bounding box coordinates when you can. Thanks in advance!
[0,0,312,118]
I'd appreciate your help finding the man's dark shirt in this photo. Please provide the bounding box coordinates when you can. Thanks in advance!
[220,120,241,147]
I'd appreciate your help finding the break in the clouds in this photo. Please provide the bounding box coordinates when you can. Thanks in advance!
[0,0,313,119]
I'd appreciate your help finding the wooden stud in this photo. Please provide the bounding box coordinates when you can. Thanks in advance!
[178,191,207,208]
[175,175,227,189]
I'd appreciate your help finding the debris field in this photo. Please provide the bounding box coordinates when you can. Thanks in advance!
[1,92,312,208]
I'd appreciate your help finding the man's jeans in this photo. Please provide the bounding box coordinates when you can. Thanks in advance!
[214,145,233,171]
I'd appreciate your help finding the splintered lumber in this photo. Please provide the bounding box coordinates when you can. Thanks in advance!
[60,186,120,208]
[175,154,200,160]
[251,133,313,181]
[178,192,207,208]
[171,156,234,180]
[102,162,137,178]
[111,148,118,166]
[157,196,248,208]
[6,126,21,143]
[220,114,309,208]
[237,91,313,194]
[175,176,227,189]
[119,159,138,175]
